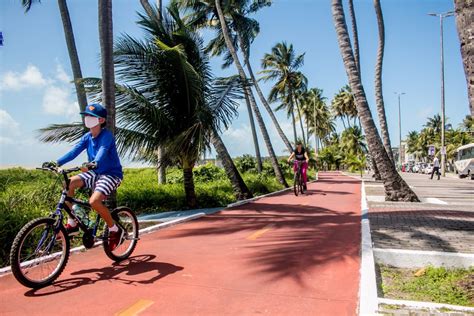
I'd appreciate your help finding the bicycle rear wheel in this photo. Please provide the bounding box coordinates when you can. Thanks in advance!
[103,207,138,262]
[10,217,70,288]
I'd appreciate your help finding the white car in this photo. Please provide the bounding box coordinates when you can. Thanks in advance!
[424,164,434,175]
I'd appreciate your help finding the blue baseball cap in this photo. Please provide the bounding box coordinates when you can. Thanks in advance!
[80,103,107,118]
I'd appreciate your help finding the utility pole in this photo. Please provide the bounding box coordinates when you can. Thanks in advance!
[428,11,454,177]
[394,92,405,167]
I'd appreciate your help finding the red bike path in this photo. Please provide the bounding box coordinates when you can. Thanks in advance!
[0,172,361,316]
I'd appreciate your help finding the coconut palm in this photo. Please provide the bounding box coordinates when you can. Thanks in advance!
[454,0,474,117]
[331,85,357,129]
[214,0,288,187]
[341,126,367,156]
[260,42,307,145]
[373,0,394,164]
[140,1,167,184]
[303,88,335,152]
[21,0,87,115]
[425,114,443,134]
[39,6,252,205]
[176,0,293,153]
[331,0,418,201]
[173,0,265,172]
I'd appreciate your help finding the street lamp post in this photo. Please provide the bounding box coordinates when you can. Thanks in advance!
[394,92,405,167]
[428,11,454,177]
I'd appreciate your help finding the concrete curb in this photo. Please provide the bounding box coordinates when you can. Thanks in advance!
[358,180,379,316]
[378,298,474,313]
[374,248,474,268]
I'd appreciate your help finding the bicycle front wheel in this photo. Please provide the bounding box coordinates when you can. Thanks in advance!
[103,207,138,262]
[293,173,299,196]
[10,217,70,288]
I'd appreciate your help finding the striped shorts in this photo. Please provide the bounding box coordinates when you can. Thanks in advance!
[78,171,122,196]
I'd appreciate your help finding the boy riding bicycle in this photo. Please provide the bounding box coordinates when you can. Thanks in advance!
[42,103,123,250]
[288,141,310,190]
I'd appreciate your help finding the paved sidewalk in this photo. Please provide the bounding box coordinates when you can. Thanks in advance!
[0,172,362,316]
[363,172,474,253]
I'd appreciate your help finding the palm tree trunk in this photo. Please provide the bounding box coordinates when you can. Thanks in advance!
[99,0,116,208]
[140,0,154,17]
[243,82,263,173]
[211,131,253,200]
[238,36,293,153]
[372,156,381,180]
[332,0,419,201]
[348,0,360,75]
[157,147,166,184]
[454,0,474,117]
[57,0,87,115]
[295,99,306,147]
[291,110,298,144]
[182,159,197,208]
[374,0,394,164]
[99,0,115,134]
[215,0,288,187]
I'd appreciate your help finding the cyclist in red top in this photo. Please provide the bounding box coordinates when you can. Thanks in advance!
[288,142,310,189]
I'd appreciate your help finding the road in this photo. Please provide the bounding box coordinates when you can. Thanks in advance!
[0,172,361,316]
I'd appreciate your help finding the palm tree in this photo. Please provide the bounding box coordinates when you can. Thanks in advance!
[174,0,264,172]
[331,0,418,201]
[454,0,474,117]
[39,6,253,205]
[260,42,307,145]
[21,0,88,115]
[214,0,288,187]
[303,88,335,153]
[425,114,443,134]
[373,0,394,164]
[179,0,294,153]
[331,85,357,128]
[341,126,367,156]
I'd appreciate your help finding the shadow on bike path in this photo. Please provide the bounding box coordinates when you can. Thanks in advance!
[24,254,183,297]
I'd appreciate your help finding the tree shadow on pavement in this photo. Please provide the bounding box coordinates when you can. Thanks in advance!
[166,202,361,288]
[24,254,183,297]
[369,209,474,253]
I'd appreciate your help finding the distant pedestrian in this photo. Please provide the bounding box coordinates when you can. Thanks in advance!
[430,156,440,180]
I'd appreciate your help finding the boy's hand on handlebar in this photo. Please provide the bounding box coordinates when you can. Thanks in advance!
[81,162,97,172]
[42,161,58,169]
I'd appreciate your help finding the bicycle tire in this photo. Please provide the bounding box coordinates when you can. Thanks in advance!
[10,217,70,288]
[293,173,299,196]
[103,207,138,262]
[299,174,304,194]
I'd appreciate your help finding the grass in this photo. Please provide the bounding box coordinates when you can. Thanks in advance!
[379,265,474,307]
[0,165,293,267]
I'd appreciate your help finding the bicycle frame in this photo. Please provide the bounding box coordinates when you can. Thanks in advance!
[46,167,106,247]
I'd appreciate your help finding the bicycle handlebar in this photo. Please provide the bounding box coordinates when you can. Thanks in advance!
[36,166,87,174]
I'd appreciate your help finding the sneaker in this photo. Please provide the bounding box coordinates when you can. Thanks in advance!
[108,227,124,251]
[65,223,79,235]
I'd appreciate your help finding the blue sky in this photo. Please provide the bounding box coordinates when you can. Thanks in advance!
[0,0,469,167]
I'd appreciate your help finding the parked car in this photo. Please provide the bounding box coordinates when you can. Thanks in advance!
[412,164,420,173]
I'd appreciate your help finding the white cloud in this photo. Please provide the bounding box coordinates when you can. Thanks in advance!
[0,109,19,130]
[55,63,71,83]
[0,136,14,145]
[42,86,79,117]
[0,64,48,91]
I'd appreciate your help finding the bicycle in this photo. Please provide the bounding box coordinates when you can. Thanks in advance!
[291,160,306,196]
[9,165,139,289]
